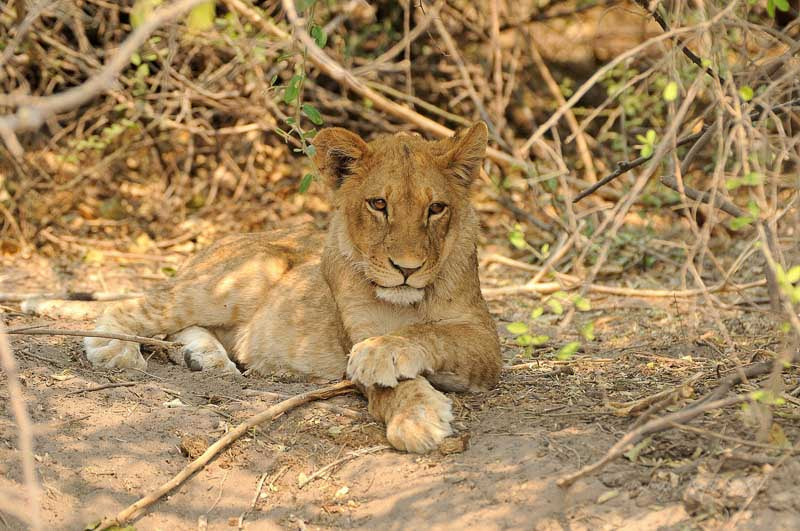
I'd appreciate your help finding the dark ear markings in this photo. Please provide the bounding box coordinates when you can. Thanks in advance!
[311,127,369,189]
[329,150,356,188]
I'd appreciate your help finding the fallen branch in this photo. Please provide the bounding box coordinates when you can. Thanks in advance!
[96,380,356,529]
[64,382,136,396]
[556,394,746,488]
[481,278,765,299]
[1,291,143,302]
[6,327,176,348]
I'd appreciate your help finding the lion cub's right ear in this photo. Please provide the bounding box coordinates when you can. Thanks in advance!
[312,128,369,189]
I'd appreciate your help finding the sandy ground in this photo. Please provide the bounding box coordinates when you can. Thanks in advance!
[2,253,800,530]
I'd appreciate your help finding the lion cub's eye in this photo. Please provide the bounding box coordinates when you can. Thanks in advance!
[367,198,387,212]
[428,202,447,216]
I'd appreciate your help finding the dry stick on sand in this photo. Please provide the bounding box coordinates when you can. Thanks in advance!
[556,395,746,488]
[298,444,391,488]
[0,324,43,530]
[1,291,143,303]
[6,327,176,348]
[557,361,778,488]
[64,381,136,397]
[96,380,356,530]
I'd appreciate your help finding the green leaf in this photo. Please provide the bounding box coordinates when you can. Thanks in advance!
[580,321,595,341]
[785,265,800,284]
[623,436,652,461]
[298,173,314,193]
[531,335,550,346]
[729,216,753,231]
[131,52,141,66]
[530,307,544,319]
[725,178,742,190]
[645,129,657,143]
[301,103,324,125]
[552,290,569,301]
[639,144,653,158]
[546,299,563,315]
[310,24,328,48]
[296,0,317,11]
[508,225,527,249]
[556,341,581,360]
[540,243,550,257]
[739,85,754,101]
[187,0,215,31]
[283,74,303,105]
[304,144,317,157]
[516,334,534,347]
[741,172,762,186]
[131,0,161,30]
[573,296,591,312]
[747,200,760,218]
[506,322,529,335]
[774,0,790,11]
[663,81,678,102]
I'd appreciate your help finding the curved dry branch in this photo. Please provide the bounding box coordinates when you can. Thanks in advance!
[96,380,356,529]
[0,0,208,156]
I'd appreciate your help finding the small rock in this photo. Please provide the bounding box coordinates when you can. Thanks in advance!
[179,435,209,459]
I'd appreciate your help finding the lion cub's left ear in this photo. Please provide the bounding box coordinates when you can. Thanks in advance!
[437,121,488,186]
[312,128,369,189]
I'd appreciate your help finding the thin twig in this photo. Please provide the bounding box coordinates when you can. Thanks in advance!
[7,328,176,348]
[64,382,136,396]
[298,444,390,488]
[96,380,356,529]
[556,395,746,488]
[0,324,43,530]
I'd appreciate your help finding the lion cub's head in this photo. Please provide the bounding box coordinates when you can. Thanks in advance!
[312,123,488,305]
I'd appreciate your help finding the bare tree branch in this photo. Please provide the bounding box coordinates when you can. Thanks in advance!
[0,0,208,156]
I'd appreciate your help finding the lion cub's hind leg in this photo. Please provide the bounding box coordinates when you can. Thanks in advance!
[169,326,241,375]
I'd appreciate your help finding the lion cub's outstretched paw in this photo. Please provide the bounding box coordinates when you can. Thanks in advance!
[347,335,432,387]
[386,379,454,453]
[84,337,147,370]
[171,326,241,376]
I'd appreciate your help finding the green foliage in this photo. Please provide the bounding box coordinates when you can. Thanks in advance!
[506,322,529,335]
[508,224,527,250]
[739,85,754,101]
[187,1,215,31]
[662,81,678,102]
[556,341,581,360]
[766,0,790,18]
[635,129,657,158]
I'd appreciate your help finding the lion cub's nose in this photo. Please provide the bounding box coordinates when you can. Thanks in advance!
[389,258,424,280]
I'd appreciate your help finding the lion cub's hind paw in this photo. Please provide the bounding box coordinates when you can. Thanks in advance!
[172,326,241,376]
[386,387,454,454]
[84,337,147,370]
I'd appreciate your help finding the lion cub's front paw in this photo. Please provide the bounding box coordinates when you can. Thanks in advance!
[386,379,454,453]
[84,336,147,370]
[347,335,432,387]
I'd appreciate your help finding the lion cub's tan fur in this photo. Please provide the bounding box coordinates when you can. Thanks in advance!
[83,123,501,453]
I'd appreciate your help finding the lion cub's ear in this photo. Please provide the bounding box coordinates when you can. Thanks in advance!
[436,121,488,186]
[312,128,369,189]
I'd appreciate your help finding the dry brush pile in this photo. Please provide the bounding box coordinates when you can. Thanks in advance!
[1,0,800,527]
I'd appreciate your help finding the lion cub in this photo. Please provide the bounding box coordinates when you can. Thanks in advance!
[83,122,501,453]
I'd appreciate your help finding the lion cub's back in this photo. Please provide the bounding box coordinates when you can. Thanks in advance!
[167,224,326,326]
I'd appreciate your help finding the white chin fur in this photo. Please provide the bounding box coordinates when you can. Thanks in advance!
[375,286,424,305]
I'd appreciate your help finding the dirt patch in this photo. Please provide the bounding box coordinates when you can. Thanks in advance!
[2,255,799,530]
